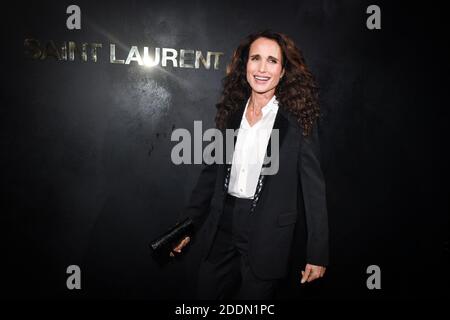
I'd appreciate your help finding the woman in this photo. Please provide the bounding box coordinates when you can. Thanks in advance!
[172,30,329,299]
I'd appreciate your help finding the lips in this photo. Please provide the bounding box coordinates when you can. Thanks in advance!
[254,75,271,83]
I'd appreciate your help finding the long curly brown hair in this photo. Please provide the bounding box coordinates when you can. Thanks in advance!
[215,30,320,136]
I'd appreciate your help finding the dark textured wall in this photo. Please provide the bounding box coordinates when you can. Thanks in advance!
[1,0,448,299]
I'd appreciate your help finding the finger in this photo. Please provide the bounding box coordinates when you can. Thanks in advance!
[320,268,326,277]
[174,239,186,251]
[301,267,311,284]
[178,238,190,251]
[174,238,190,253]
[307,271,320,282]
[304,265,313,280]
[316,267,325,278]
[309,266,326,282]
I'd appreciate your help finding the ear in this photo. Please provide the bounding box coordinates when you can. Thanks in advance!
[281,68,285,78]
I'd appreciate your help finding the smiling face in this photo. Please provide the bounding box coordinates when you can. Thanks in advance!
[246,37,285,95]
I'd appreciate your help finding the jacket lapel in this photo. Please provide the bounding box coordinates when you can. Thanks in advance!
[264,105,289,163]
[222,105,245,193]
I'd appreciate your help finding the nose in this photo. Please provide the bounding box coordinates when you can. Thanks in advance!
[259,61,267,73]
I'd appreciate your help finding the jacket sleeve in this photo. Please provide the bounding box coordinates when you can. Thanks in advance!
[298,121,329,266]
[176,163,218,230]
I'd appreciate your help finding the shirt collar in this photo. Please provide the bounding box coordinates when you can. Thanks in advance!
[244,94,279,116]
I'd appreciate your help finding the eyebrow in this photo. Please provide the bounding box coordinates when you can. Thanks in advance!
[249,54,280,61]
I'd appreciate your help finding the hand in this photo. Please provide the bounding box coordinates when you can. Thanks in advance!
[169,236,191,257]
[301,264,326,284]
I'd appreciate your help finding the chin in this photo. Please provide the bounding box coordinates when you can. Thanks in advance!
[248,78,278,92]
[250,84,274,94]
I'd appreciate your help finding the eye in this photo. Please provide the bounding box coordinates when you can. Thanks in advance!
[269,58,277,63]
[251,56,259,61]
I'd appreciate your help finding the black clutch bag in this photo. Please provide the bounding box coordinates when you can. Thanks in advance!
[149,217,195,265]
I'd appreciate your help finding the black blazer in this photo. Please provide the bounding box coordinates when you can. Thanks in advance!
[177,103,329,280]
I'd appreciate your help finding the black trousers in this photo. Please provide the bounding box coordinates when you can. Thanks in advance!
[196,194,278,300]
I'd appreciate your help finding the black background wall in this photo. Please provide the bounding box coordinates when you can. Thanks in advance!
[1,0,448,299]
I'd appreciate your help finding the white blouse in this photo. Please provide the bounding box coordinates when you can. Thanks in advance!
[227,95,279,199]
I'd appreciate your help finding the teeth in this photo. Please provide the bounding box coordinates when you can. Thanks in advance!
[255,76,270,80]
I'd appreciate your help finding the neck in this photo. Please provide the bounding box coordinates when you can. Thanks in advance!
[249,90,275,111]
